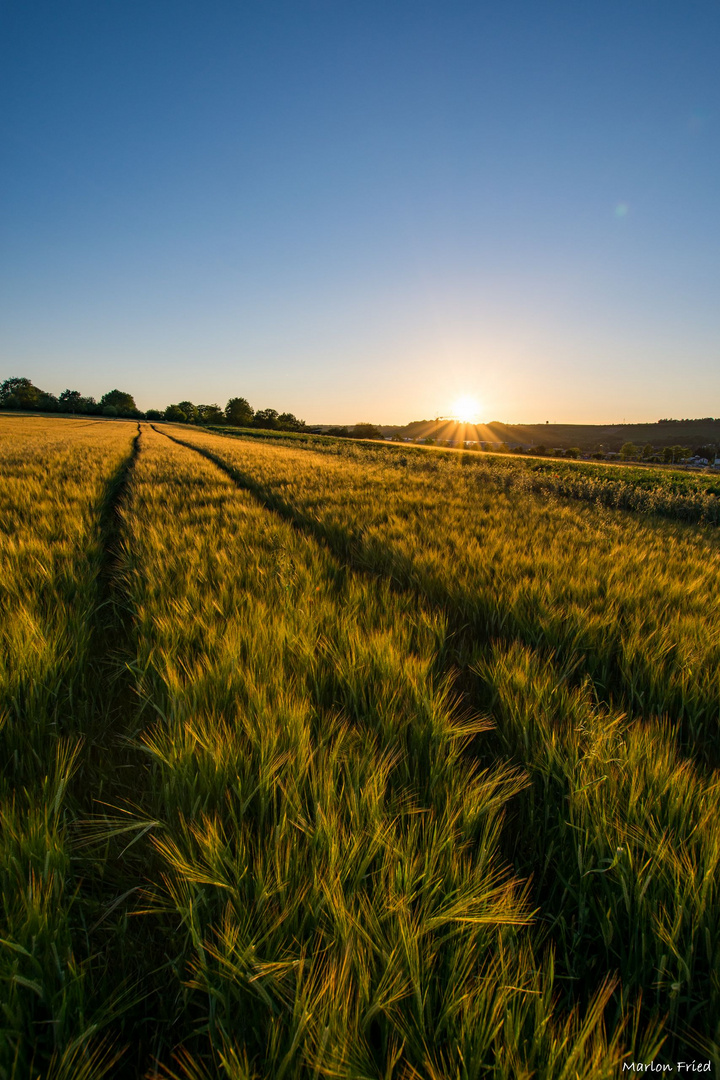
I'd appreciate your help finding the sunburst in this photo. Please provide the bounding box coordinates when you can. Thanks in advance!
[450,395,481,424]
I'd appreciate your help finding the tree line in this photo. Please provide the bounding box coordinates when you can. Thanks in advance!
[507,441,717,463]
[0,378,305,431]
[616,440,718,464]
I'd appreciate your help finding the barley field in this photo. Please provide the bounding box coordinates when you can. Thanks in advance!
[1,415,718,1078]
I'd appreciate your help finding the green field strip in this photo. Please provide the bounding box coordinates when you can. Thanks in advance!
[117,427,661,1078]
[156,425,720,1063]
[157,425,720,766]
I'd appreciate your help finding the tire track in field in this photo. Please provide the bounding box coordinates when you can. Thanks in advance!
[3,423,159,1078]
[146,428,606,698]
[151,425,472,659]
[73,422,147,1066]
[74,424,174,1078]
[150,425,518,784]
[153,425,720,770]
[148,428,643,724]
[84,422,142,773]
[0,423,146,1077]
[152,425,499,744]
[148,427,581,827]
[151,423,720,818]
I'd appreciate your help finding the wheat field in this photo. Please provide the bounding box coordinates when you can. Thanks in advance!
[1,414,718,1078]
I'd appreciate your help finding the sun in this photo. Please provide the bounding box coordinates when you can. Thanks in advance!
[451,394,481,424]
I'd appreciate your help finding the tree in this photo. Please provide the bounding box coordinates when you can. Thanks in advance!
[641,443,654,460]
[620,442,639,461]
[225,397,254,426]
[566,447,581,458]
[197,404,224,425]
[58,389,97,414]
[37,391,58,411]
[253,408,279,429]
[59,389,85,413]
[0,377,42,409]
[662,447,673,464]
[164,404,187,422]
[177,401,199,423]
[145,409,163,421]
[352,423,383,440]
[277,412,305,431]
[101,389,136,414]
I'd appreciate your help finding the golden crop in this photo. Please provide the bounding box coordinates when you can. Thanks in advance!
[1,415,717,1077]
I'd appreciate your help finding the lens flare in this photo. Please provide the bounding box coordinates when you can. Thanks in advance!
[451,395,481,424]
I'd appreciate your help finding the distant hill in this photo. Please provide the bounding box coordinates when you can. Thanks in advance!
[379,418,720,451]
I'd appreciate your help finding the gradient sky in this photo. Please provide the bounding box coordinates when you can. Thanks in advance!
[1,0,718,423]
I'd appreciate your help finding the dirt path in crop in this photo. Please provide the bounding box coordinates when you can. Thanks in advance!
[72,424,174,1077]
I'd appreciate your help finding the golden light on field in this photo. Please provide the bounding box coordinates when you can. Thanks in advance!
[450,395,481,424]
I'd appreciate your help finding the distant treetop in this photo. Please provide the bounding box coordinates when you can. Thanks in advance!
[100,389,137,413]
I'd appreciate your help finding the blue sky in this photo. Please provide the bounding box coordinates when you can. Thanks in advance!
[1,0,718,423]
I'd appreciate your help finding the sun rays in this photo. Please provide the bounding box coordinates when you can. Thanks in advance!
[450,395,482,424]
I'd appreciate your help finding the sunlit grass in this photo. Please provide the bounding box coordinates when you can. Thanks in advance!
[0,416,138,1077]
[162,422,720,1063]
[117,427,658,1075]
[2,414,718,1074]
[172,424,720,757]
